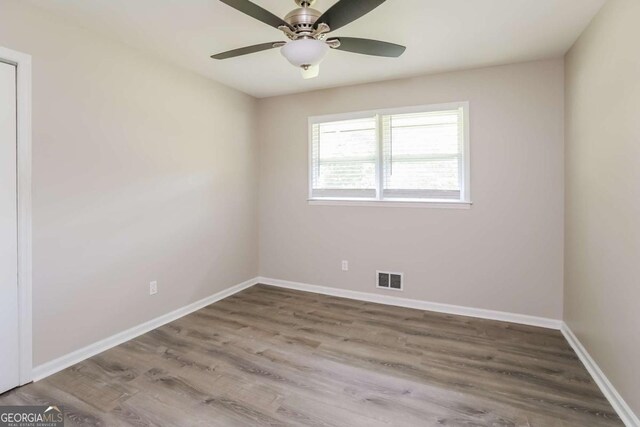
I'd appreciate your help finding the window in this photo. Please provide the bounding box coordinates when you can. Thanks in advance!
[309,102,470,206]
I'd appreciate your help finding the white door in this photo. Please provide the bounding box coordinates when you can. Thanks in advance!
[0,60,19,394]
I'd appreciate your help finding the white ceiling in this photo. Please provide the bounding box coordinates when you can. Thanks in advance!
[26,0,606,98]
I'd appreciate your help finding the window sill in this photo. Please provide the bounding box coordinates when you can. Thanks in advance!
[307,199,473,209]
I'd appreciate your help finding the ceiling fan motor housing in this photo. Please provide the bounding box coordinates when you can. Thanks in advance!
[284,6,322,34]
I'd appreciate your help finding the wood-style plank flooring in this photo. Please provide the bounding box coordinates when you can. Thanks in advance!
[0,284,623,426]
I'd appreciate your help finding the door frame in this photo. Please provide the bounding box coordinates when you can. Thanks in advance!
[0,46,33,385]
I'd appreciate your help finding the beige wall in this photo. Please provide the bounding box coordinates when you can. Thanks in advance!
[258,59,565,320]
[565,0,640,416]
[0,0,259,365]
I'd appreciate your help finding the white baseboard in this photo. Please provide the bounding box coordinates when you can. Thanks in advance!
[30,274,637,426]
[31,277,259,381]
[31,275,560,383]
[256,277,562,330]
[561,323,639,427]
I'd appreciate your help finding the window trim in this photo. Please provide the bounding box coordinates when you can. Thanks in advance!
[308,102,471,207]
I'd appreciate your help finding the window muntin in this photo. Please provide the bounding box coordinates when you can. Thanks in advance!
[309,103,469,203]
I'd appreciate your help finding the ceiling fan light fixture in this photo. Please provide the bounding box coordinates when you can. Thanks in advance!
[281,38,329,69]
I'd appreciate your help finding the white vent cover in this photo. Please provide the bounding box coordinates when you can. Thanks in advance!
[377,271,403,291]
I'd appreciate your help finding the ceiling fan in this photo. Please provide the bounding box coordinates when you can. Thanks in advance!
[211,0,406,79]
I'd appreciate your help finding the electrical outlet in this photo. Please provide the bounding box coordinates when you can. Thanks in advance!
[342,260,349,271]
[149,281,158,295]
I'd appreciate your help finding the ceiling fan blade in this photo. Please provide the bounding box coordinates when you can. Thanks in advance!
[218,0,293,30]
[314,0,387,32]
[329,37,406,57]
[211,42,283,60]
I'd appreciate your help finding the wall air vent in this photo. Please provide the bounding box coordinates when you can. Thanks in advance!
[377,271,403,291]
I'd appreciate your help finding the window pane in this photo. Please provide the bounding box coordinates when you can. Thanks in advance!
[317,161,376,189]
[312,117,377,194]
[385,158,459,191]
[383,109,462,199]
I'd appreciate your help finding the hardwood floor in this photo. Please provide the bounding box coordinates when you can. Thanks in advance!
[0,284,622,426]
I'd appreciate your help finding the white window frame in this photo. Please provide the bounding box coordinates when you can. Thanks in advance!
[308,102,471,209]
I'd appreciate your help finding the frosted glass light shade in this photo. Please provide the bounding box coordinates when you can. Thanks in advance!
[281,39,329,68]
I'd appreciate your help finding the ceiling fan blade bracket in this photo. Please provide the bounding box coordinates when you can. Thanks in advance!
[278,25,297,40]
[311,23,331,38]
[326,38,341,49]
